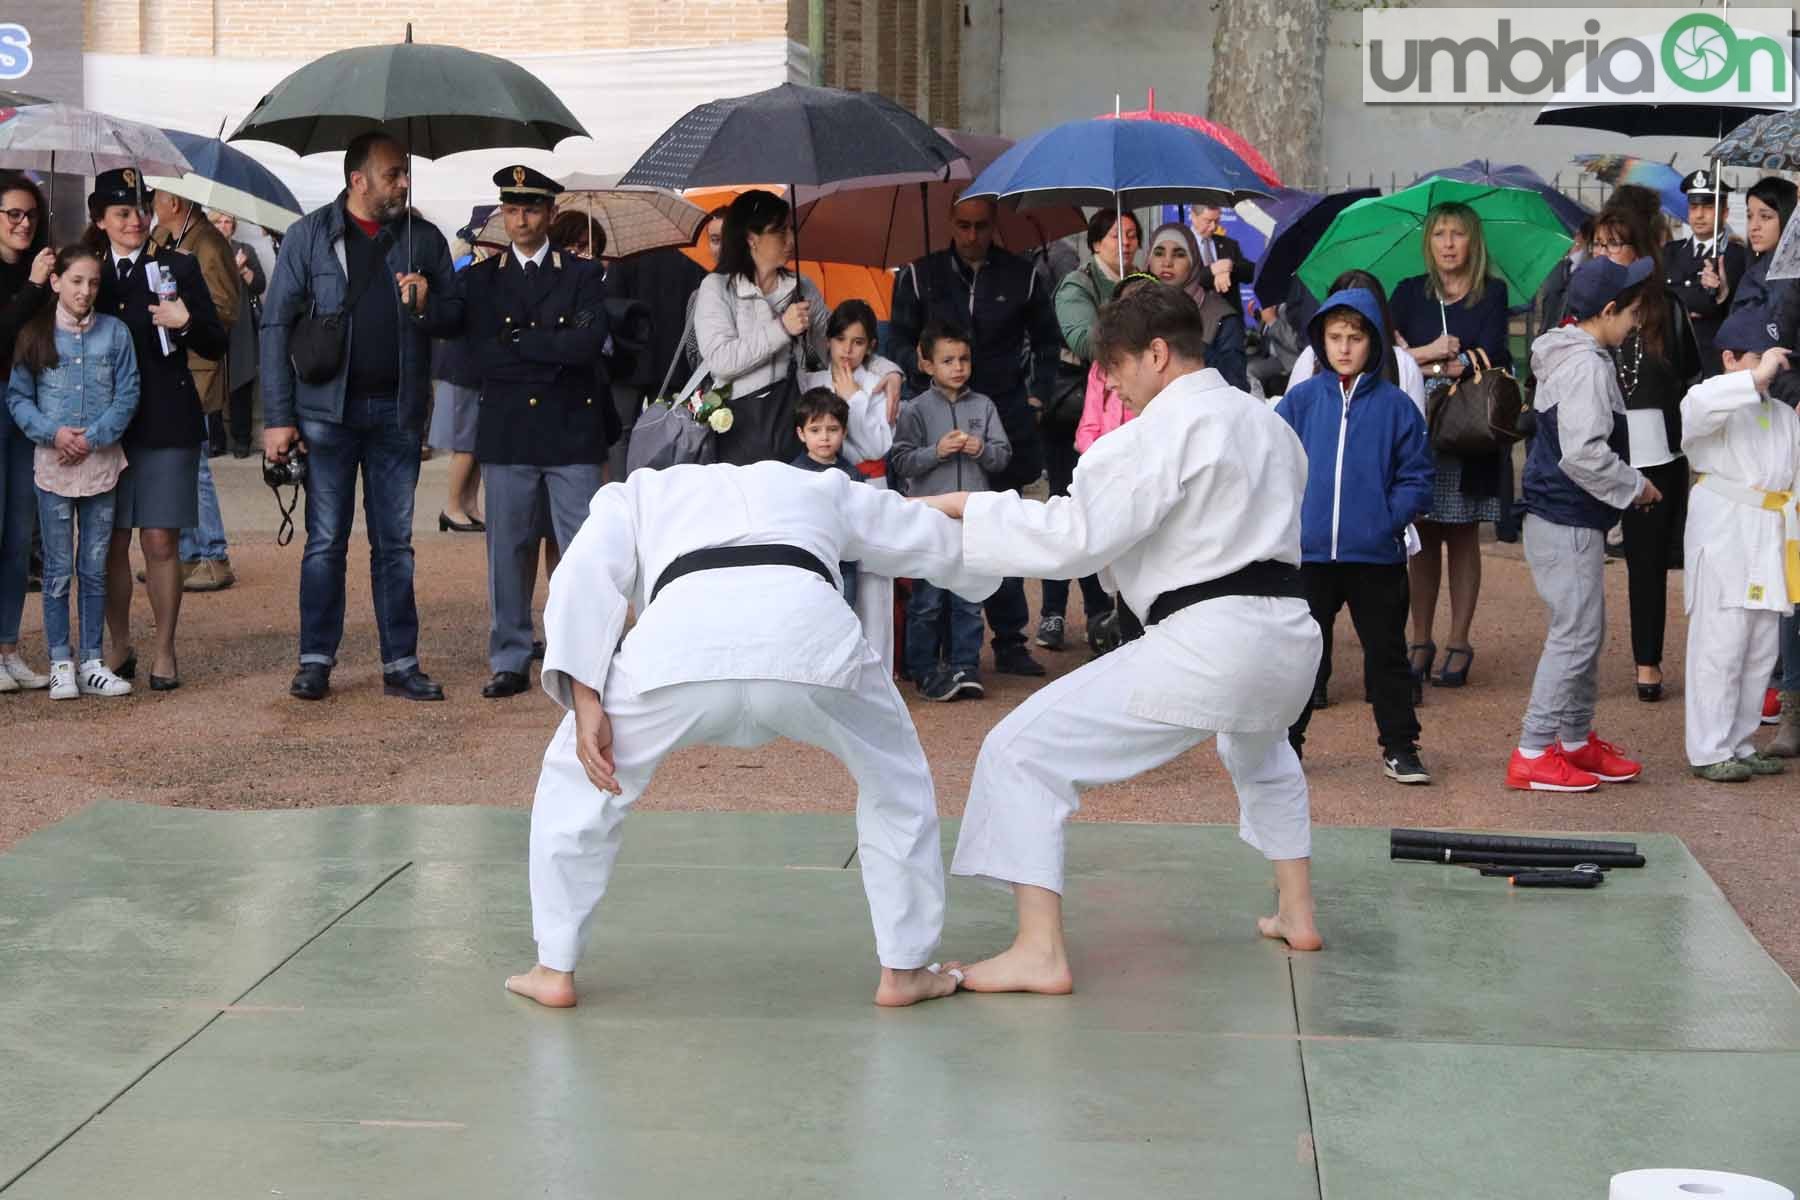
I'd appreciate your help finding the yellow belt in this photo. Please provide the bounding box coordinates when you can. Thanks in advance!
[1696,473,1800,603]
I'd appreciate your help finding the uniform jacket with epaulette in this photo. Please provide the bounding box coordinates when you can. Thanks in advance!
[458,247,611,466]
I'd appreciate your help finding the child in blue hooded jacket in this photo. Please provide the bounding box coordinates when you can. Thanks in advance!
[1275,288,1435,784]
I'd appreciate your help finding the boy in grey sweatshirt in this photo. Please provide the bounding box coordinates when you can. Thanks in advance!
[891,320,1012,700]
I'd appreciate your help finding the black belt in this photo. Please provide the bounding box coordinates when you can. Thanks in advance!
[650,544,836,603]
[1144,560,1304,627]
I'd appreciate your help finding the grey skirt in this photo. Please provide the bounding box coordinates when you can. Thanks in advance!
[428,381,479,453]
[114,445,200,530]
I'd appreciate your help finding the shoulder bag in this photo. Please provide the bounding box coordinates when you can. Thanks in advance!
[289,246,384,385]
[1427,347,1525,456]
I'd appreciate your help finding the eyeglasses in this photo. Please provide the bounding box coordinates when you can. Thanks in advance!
[0,208,37,225]
[1591,240,1626,252]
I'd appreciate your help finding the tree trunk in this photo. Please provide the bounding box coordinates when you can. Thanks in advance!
[1207,0,1329,189]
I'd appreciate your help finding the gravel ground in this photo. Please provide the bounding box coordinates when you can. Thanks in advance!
[1,454,1794,979]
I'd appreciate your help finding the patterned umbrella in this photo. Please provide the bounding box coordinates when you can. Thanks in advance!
[1571,154,1688,224]
[1097,89,1282,188]
[0,103,190,177]
[472,178,708,259]
[1707,110,1800,172]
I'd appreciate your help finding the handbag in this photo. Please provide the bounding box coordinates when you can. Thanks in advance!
[289,248,384,385]
[1040,359,1089,437]
[713,340,805,465]
[1427,347,1525,456]
[626,317,716,474]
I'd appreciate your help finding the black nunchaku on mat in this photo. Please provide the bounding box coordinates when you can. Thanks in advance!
[1391,829,1647,889]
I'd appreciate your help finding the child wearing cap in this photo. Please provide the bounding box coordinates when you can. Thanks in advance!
[1679,308,1798,782]
[1508,257,1663,793]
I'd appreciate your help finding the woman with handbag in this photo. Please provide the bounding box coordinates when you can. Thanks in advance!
[1391,201,1513,692]
[1588,203,1702,702]
[691,190,830,465]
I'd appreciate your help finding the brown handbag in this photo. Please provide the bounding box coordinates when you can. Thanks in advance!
[1427,348,1525,456]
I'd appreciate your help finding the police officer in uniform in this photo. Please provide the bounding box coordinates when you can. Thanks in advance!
[1665,168,1747,378]
[460,166,610,699]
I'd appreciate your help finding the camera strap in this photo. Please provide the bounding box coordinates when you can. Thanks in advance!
[273,479,300,547]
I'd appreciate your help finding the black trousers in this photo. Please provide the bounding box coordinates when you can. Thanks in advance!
[1039,431,1113,620]
[1288,561,1420,756]
[227,381,256,449]
[1620,459,1688,668]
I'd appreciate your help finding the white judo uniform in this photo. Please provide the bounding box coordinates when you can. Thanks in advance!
[531,461,998,972]
[950,368,1323,894]
[1680,370,1800,766]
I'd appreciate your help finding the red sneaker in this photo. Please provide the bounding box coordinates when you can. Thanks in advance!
[1506,746,1600,792]
[1564,732,1642,783]
[1763,688,1782,725]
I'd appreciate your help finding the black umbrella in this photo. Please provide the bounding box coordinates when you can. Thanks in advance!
[1250,187,1378,309]
[228,25,585,159]
[1536,103,1783,140]
[618,83,963,193]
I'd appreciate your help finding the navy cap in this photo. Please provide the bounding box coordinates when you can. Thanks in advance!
[88,167,149,210]
[494,164,561,205]
[1714,306,1783,355]
[1680,168,1733,197]
[1565,257,1655,320]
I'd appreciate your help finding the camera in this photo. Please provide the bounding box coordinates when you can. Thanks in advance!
[263,447,307,488]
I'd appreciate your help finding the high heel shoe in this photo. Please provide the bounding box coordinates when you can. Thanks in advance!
[1434,646,1474,688]
[1407,641,1436,705]
[113,650,137,681]
[439,511,485,533]
[1636,668,1663,703]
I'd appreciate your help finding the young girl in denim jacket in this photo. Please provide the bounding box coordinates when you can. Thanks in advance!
[5,245,140,699]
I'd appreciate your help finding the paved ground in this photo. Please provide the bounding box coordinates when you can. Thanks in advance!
[1,452,1796,982]
[4,805,1797,1198]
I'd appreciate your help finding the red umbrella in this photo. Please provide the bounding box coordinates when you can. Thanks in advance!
[1098,88,1282,189]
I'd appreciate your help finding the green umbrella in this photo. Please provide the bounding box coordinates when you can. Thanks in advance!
[1297,177,1571,311]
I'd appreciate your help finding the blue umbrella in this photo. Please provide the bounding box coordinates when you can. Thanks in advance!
[1413,160,1591,234]
[962,117,1272,275]
[147,127,303,231]
[1248,186,1380,309]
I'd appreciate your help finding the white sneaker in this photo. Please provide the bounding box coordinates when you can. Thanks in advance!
[0,666,15,693]
[0,652,48,690]
[48,660,78,701]
[77,659,132,697]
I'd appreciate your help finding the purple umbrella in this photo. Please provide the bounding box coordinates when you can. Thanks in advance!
[1413,161,1591,233]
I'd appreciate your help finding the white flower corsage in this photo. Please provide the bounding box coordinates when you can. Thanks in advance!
[707,407,734,433]
[691,384,734,435]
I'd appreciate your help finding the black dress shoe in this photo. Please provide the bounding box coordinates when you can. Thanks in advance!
[438,511,485,533]
[993,648,1047,677]
[384,668,445,701]
[290,664,331,701]
[231,443,252,460]
[482,669,531,699]
[115,651,137,681]
[149,674,181,692]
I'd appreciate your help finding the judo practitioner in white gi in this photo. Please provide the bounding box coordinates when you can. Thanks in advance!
[922,283,1326,995]
[505,460,998,1009]
[1679,309,1796,781]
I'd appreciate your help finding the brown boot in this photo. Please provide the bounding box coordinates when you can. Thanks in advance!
[182,558,235,592]
[1767,691,1800,758]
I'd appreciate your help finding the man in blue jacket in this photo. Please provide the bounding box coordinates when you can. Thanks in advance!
[261,132,465,703]
[1275,289,1435,784]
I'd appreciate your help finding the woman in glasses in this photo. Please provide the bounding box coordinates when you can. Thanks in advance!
[0,171,55,693]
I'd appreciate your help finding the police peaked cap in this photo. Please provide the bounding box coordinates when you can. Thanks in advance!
[495,165,561,205]
[90,166,150,209]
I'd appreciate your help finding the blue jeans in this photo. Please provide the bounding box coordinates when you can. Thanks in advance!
[1208,314,1249,391]
[36,487,115,662]
[905,579,984,679]
[178,451,229,561]
[0,415,33,644]
[297,394,422,673]
[1781,614,1800,691]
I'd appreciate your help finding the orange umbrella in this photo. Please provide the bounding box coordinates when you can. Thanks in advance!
[681,184,894,318]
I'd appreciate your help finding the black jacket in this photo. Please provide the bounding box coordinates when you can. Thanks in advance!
[604,247,706,392]
[1199,232,1256,286]
[1731,250,1800,408]
[99,244,226,450]
[0,253,48,385]
[1665,234,1747,375]
[459,247,612,467]
[884,244,1061,411]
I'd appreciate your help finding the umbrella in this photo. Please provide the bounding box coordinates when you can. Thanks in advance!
[0,91,48,108]
[618,82,964,195]
[0,103,190,177]
[1098,88,1282,188]
[146,128,304,232]
[1248,186,1379,308]
[471,180,709,260]
[1706,109,1800,172]
[228,25,586,159]
[1571,154,1687,224]
[1297,177,1571,311]
[1414,160,1590,234]
[677,184,897,318]
[757,130,1084,269]
[1536,34,1800,139]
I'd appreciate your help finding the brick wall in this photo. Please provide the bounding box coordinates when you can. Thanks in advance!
[87,0,793,57]
[820,0,959,127]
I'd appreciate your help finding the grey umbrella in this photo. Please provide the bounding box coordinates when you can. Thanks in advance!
[0,103,191,177]
[227,25,586,160]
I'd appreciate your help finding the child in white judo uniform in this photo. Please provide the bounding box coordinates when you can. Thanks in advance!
[1679,308,1796,782]
[922,283,1326,994]
[506,460,998,1009]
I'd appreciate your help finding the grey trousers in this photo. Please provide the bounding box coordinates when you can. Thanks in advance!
[608,383,645,481]
[1520,514,1607,750]
[486,462,605,674]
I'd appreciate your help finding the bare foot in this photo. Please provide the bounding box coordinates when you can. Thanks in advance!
[505,964,577,1008]
[1257,911,1324,952]
[945,942,1074,995]
[874,964,962,1007]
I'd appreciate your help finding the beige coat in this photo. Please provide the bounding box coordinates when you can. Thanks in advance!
[153,211,239,414]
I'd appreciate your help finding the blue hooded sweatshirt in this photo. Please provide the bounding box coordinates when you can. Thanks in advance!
[1274,289,1435,565]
